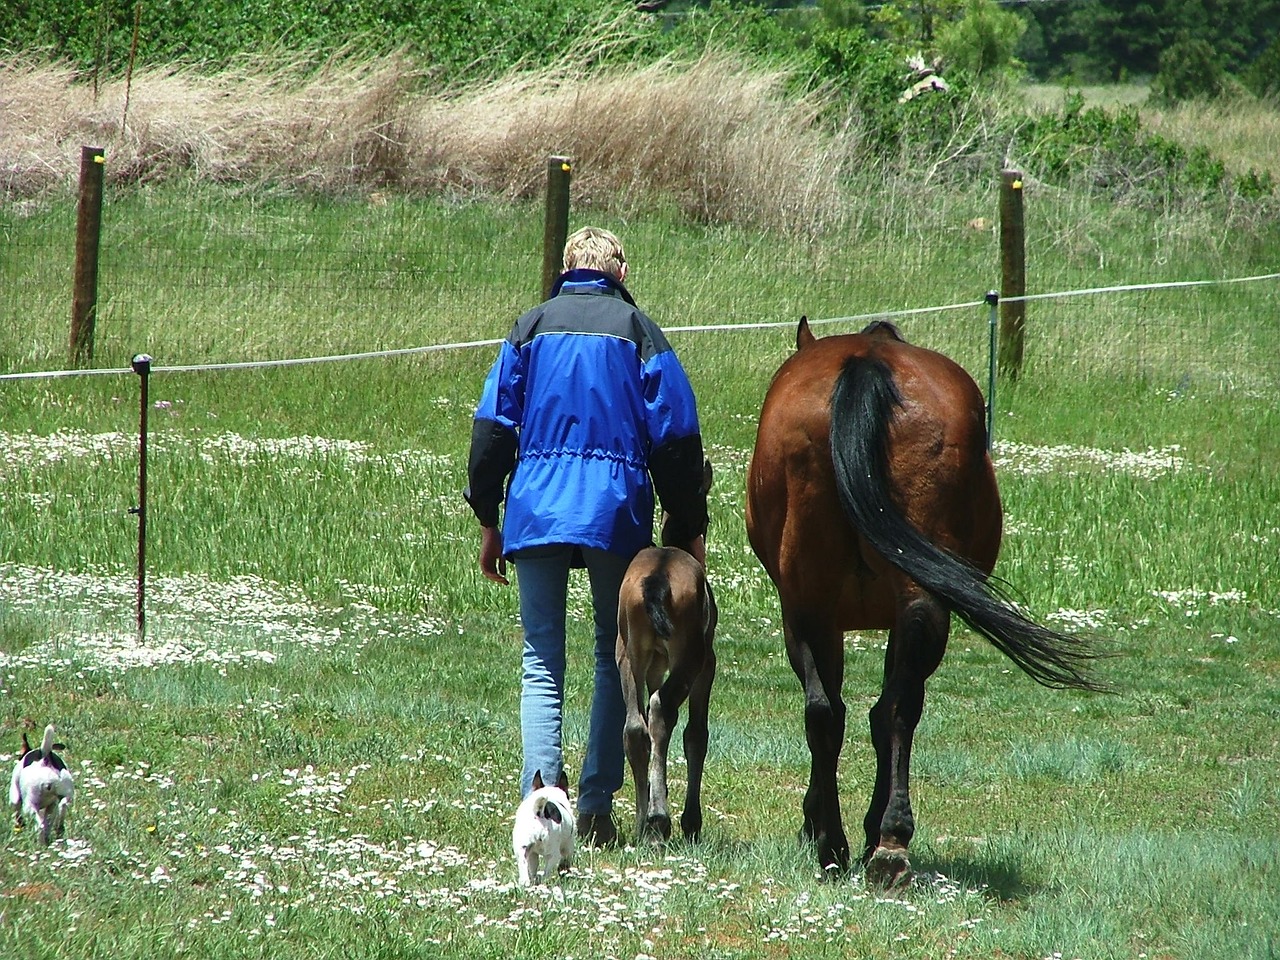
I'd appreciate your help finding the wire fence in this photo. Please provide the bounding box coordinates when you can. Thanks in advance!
[4,181,1279,396]
[4,187,535,371]
[5,178,1278,635]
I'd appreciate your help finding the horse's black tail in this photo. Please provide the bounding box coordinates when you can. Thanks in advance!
[642,572,676,641]
[829,355,1105,692]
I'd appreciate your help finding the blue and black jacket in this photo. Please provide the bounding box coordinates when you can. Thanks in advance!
[464,269,706,560]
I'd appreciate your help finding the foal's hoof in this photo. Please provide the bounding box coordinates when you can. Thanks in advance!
[864,846,912,889]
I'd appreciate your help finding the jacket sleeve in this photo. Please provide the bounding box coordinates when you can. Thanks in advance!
[649,433,707,545]
[642,347,707,544]
[463,341,522,527]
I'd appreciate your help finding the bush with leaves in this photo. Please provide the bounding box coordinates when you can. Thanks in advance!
[1149,35,1227,105]
[1010,92,1277,202]
[0,0,615,82]
[1243,34,1280,100]
[639,0,801,65]
[1233,168,1277,199]
[935,0,1025,84]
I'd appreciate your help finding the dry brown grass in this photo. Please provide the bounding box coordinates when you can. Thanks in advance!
[0,47,858,232]
[1142,96,1280,180]
[10,43,1270,235]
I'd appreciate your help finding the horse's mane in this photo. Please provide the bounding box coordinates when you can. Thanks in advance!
[859,319,905,342]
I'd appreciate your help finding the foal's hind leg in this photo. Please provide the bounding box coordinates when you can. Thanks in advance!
[864,592,949,888]
[785,616,850,875]
[680,648,716,841]
[646,661,697,841]
[618,634,654,840]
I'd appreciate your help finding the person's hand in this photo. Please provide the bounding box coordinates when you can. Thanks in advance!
[687,534,706,568]
[480,526,509,585]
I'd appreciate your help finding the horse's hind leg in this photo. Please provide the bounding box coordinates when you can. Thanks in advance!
[864,592,949,888]
[680,648,716,841]
[785,616,850,875]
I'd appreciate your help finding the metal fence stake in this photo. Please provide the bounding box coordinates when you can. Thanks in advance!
[985,291,999,449]
[130,354,151,637]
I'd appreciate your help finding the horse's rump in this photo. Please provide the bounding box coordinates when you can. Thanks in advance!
[747,330,999,630]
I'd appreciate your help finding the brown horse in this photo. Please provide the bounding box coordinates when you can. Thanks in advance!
[745,318,1102,886]
[616,459,717,843]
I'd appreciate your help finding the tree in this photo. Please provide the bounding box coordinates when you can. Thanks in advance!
[870,0,966,47]
[1244,33,1280,98]
[1150,34,1227,102]
[936,0,1026,82]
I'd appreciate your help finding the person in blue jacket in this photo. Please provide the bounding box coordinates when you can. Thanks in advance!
[464,226,707,848]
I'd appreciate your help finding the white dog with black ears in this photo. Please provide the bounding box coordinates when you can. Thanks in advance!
[9,724,75,844]
[511,769,575,886]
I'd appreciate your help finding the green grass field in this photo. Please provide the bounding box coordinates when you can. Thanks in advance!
[2,182,1279,959]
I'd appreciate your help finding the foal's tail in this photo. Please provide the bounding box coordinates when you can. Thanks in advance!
[829,355,1105,692]
[642,573,677,640]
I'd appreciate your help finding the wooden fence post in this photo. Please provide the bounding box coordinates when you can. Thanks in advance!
[998,168,1026,381]
[542,156,572,301]
[71,146,106,366]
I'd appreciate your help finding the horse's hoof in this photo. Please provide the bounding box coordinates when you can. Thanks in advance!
[817,839,851,880]
[578,813,619,849]
[864,846,912,889]
[644,813,672,842]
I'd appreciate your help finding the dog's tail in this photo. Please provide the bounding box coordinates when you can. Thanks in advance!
[40,725,56,759]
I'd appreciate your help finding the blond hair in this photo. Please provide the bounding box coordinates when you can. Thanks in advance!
[562,227,627,279]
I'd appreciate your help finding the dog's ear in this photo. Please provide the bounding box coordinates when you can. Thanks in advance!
[20,732,31,755]
[556,769,569,794]
[531,770,545,791]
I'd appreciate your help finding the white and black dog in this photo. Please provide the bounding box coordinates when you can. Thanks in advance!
[511,769,575,886]
[9,725,75,844]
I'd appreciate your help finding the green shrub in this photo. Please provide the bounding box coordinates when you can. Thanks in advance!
[817,0,867,32]
[1234,168,1276,199]
[650,0,800,65]
[1243,34,1280,100]
[935,0,1025,84]
[869,0,966,48]
[1013,92,1265,201]
[0,0,614,80]
[1150,36,1227,105]
[3,0,1265,211]
[807,23,902,99]
[806,25,910,149]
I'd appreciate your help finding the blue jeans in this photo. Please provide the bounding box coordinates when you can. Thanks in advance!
[514,544,631,817]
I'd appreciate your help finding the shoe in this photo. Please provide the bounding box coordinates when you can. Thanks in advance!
[576,812,618,849]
